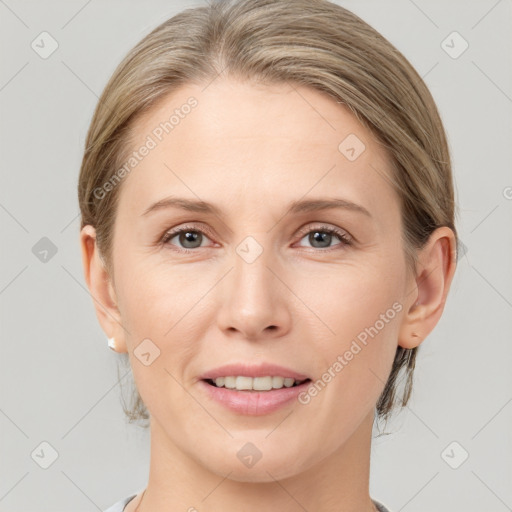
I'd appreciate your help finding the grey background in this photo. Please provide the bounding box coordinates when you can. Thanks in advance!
[0,0,511,510]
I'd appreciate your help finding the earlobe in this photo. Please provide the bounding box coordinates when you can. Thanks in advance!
[398,226,457,349]
[80,225,128,352]
[398,300,424,349]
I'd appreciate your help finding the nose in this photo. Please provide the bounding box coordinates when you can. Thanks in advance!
[216,244,292,341]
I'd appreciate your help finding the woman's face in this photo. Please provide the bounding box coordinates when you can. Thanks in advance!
[104,79,415,480]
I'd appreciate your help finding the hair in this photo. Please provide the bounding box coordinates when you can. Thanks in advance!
[78,0,458,428]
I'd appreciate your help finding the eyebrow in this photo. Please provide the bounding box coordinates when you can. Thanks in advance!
[142,196,372,218]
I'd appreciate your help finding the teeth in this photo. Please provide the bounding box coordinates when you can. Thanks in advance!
[212,376,304,391]
[236,376,253,390]
[272,376,284,388]
[224,376,236,389]
[253,377,272,391]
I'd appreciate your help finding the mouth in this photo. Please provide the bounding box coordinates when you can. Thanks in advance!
[203,376,311,391]
[199,375,312,415]
[198,363,312,414]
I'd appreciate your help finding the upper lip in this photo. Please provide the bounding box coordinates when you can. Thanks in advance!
[200,363,310,381]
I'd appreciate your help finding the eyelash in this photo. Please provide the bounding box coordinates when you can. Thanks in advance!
[160,223,353,253]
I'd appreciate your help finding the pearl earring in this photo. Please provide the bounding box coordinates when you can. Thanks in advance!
[108,337,116,350]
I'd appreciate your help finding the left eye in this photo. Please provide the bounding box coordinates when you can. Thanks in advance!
[297,226,352,249]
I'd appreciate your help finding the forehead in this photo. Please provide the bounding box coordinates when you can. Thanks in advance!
[118,78,398,220]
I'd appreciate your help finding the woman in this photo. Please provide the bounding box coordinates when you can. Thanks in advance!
[78,0,458,510]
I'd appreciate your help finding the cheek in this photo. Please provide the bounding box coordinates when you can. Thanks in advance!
[115,254,191,331]
[296,272,402,447]
[115,264,201,413]
[115,258,212,382]
[294,256,404,403]
[292,259,403,343]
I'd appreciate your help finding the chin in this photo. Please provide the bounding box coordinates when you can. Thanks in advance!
[215,462,302,483]
[197,444,311,483]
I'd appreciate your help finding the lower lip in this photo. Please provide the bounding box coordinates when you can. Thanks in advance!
[199,379,311,415]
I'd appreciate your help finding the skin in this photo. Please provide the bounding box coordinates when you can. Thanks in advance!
[81,78,456,512]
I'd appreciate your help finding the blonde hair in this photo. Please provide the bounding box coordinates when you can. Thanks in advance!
[78,0,458,427]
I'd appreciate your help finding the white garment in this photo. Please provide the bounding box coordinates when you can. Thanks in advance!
[103,493,137,512]
[373,499,393,512]
[104,494,393,512]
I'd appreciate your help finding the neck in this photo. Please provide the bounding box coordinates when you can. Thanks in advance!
[137,409,378,512]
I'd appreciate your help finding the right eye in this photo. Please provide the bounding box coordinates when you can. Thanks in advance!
[161,225,215,252]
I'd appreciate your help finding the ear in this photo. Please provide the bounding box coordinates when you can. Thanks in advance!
[80,225,128,353]
[398,226,457,349]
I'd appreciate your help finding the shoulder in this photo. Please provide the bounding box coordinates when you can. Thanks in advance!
[103,494,137,512]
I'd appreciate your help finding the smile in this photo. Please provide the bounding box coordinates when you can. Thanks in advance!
[205,376,309,391]
[200,377,312,415]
